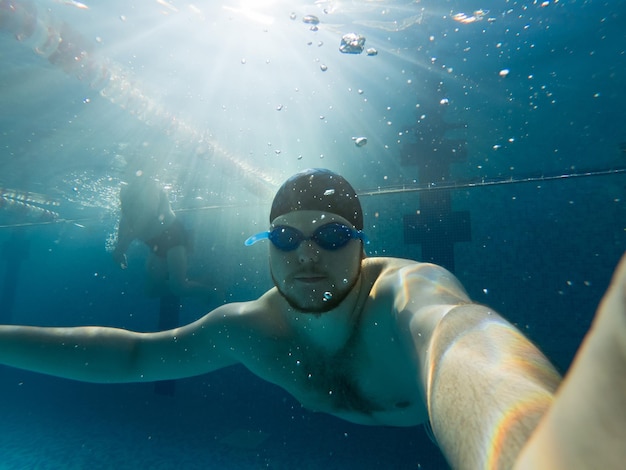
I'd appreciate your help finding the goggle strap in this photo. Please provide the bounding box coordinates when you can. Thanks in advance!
[244,231,270,246]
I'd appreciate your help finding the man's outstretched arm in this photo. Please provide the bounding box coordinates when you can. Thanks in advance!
[514,253,626,469]
[0,324,144,382]
[423,303,561,470]
[0,303,242,383]
[393,263,561,470]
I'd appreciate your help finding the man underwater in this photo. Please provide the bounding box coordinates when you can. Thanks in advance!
[0,168,624,469]
[112,174,211,297]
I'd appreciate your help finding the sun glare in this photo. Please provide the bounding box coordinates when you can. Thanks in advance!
[222,0,280,25]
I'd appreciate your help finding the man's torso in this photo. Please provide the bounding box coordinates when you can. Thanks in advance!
[229,258,468,426]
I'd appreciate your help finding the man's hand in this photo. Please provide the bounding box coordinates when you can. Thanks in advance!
[112,249,128,269]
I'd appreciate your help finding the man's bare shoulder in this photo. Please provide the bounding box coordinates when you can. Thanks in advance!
[197,289,288,335]
[362,256,454,274]
[361,257,471,304]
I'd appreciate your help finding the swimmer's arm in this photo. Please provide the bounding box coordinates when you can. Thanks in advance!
[421,305,560,470]
[394,264,560,470]
[112,215,133,266]
[0,303,245,383]
[514,254,626,469]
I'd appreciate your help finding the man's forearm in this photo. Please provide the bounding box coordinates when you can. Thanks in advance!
[426,305,560,470]
[0,325,140,383]
[514,255,626,469]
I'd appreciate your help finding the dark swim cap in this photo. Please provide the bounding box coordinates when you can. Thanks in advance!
[270,168,363,230]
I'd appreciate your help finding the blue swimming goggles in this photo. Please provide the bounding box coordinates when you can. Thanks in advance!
[245,222,369,252]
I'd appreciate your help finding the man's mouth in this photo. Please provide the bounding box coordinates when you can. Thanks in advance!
[294,273,326,284]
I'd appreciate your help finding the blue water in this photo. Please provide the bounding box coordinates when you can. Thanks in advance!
[1,0,625,468]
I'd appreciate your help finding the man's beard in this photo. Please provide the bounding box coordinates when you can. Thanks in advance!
[271,268,360,314]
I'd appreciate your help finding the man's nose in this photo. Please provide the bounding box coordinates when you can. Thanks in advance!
[298,241,319,263]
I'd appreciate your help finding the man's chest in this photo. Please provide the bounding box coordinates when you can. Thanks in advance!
[244,335,426,425]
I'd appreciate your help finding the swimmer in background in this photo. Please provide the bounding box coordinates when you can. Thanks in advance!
[111,174,209,298]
